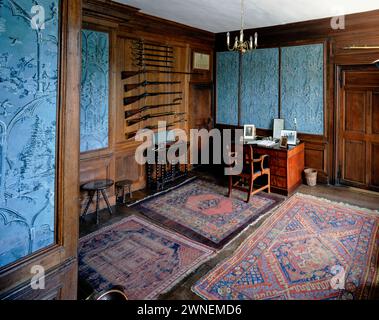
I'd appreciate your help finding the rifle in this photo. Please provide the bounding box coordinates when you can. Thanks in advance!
[132,41,173,51]
[132,57,174,64]
[132,52,174,59]
[134,62,174,69]
[121,70,196,80]
[126,118,187,140]
[125,80,181,92]
[124,91,182,106]
[133,47,174,54]
[126,112,186,126]
[125,102,182,119]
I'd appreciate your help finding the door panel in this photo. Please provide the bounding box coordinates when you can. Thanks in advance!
[372,144,379,187]
[345,91,366,134]
[372,93,379,134]
[344,141,366,184]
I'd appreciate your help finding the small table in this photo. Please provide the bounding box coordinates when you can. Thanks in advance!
[81,179,114,225]
[115,179,134,204]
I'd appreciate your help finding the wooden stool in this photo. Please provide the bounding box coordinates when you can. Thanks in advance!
[115,179,133,204]
[81,179,114,225]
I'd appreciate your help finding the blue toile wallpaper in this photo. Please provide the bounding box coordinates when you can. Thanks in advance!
[281,44,324,134]
[0,0,59,268]
[241,48,279,129]
[216,51,239,126]
[80,29,109,153]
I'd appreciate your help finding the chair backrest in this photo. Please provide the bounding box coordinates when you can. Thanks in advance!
[243,145,254,172]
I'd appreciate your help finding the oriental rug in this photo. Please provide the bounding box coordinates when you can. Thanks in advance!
[79,215,214,300]
[192,193,379,300]
[134,179,283,249]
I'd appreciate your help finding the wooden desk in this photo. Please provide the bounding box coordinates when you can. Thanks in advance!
[252,143,305,195]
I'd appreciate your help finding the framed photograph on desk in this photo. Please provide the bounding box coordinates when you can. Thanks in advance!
[244,124,256,141]
[280,136,288,148]
[281,130,297,145]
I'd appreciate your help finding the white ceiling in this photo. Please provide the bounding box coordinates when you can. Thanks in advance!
[116,0,379,33]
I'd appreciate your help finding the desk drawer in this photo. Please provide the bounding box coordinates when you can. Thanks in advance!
[270,158,287,168]
[271,175,287,188]
[270,166,287,177]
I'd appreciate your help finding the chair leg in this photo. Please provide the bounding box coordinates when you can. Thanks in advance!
[268,172,271,193]
[247,177,254,203]
[228,175,233,198]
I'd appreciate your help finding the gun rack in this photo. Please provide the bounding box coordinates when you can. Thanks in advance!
[121,39,188,140]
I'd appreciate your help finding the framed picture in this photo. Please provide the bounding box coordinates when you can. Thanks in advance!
[281,130,297,145]
[193,52,210,70]
[273,119,284,140]
[244,124,256,141]
[280,136,288,148]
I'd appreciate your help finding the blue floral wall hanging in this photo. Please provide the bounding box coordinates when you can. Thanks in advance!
[80,29,109,153]
[0,0,59,268]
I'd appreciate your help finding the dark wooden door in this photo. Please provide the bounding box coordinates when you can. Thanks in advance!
[338,67,379,191]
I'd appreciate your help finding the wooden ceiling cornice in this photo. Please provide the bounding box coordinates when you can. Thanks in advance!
[82,0,140,24]
[215,9,379,51]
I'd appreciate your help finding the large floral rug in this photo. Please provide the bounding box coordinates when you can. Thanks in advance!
[134,179,283,249]
[192,193,379,300]
[79,215,214,300]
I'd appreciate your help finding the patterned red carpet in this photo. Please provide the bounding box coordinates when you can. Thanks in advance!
[134,179,283,249]
[193,193,379,300]
[79,215,214,300]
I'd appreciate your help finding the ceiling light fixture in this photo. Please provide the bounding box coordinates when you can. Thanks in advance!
[226,0,258,53]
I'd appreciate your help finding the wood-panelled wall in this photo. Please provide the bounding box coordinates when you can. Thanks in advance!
[215,10,379,184]
[80,0,215,213]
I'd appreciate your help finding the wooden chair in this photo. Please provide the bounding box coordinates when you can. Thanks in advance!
[228,144,271,203]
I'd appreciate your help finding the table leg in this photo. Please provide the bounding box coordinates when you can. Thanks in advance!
[101,189,113,215]
[121,186,126,204]
[129,185,133,199]
[81,191,95,221]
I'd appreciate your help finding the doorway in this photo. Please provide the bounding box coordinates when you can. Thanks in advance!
[336,65,379,192]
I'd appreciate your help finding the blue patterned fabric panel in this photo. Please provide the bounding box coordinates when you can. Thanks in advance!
[0,0,59,267]
[241,48,279,129]
[80,30,109,152]
[216,52,239,125]
[281,44,324,134]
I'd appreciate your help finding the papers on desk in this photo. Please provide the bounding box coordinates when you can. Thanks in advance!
[255,140,278,147]
[244,139,278,147]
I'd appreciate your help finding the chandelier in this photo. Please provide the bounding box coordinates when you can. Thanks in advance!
[226,0,258,53]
